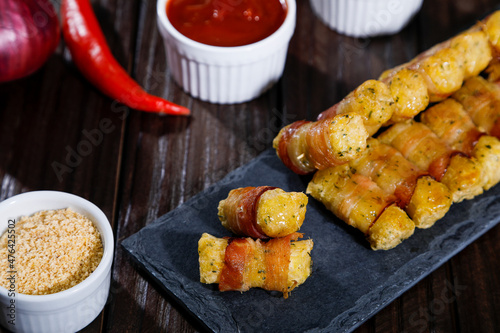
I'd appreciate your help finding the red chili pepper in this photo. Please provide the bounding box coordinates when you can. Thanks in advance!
[61,0,190,116]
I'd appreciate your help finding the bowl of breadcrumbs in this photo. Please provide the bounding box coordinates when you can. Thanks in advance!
[0,191,114,333]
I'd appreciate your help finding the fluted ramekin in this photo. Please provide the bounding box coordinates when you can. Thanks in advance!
[157,0,296,104]
[310,0,423,37]
[0,191,114,333]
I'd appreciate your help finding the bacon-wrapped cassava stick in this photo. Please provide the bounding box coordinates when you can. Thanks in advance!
[306,164,415,250]
[198,232,313,298]
[314,16,495,136]
[420,99,484,155]
[217,186,308,239]
[420,99,500,190]
[316,80,396,135]
[273,113,368,174]
[377,120,484,203]
[380,27,492,104]
[379,28,492,122]
[348,138,452,228]
[452,76,500,139]
[272,11,498,165]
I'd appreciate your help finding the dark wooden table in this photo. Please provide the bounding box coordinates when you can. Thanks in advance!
[1,0,500,332]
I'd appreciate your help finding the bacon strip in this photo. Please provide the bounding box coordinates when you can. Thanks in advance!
[427,153,452,182]
[491,121,500,139]
[393,179,420,210]
[461,130,485,157]
[317,104,339,122]
[276,120,311,175]
[349,174,398,234]
[306,164,415,250]
[221,186,276,239]
[263,233,302,298]
[378,120,484,203]
[419,97,500,191]
[452,76,500,140]
[420,99,485,156]
[306,119,344,169]
[377,121,453,173]
[273,114,368,175]
[348,138,428,209]
[344,137,451,229]
[219,238,254,292]
[307,165,398,235]
[378,121,453,181]
[219,233,302,297]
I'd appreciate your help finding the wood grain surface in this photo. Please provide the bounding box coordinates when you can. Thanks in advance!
[1,0,499,332]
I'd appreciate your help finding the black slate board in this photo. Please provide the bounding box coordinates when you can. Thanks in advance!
[122,148,500,333]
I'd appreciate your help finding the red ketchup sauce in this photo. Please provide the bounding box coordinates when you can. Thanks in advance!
[166,0,288,47]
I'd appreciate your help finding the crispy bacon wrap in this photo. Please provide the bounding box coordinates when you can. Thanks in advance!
[306,164,415,250]
[273,113,368,175]
[348,138,451,228]
[421,99,484,156]
[452,76,500,140]
[378,120,484,203]
[198,233,313,298]
[421,98,500,190]
[218,186,308,238]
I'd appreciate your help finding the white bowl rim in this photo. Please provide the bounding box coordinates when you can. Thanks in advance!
[157,0,297,53]
[0,190,114,303]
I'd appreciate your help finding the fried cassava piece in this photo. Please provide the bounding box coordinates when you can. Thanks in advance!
[198,233,313,298]
[217,186,308,239]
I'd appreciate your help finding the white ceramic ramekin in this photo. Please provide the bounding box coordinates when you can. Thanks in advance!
[157,0,296,104]
[0,191,114,333]
[310,0,423,37]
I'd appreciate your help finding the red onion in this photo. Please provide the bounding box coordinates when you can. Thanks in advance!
[0,0,60,83]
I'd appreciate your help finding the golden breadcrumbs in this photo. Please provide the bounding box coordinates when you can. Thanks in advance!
[0,208,103,295]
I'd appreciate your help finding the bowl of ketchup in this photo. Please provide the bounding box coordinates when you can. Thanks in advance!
[157,0,296,104]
